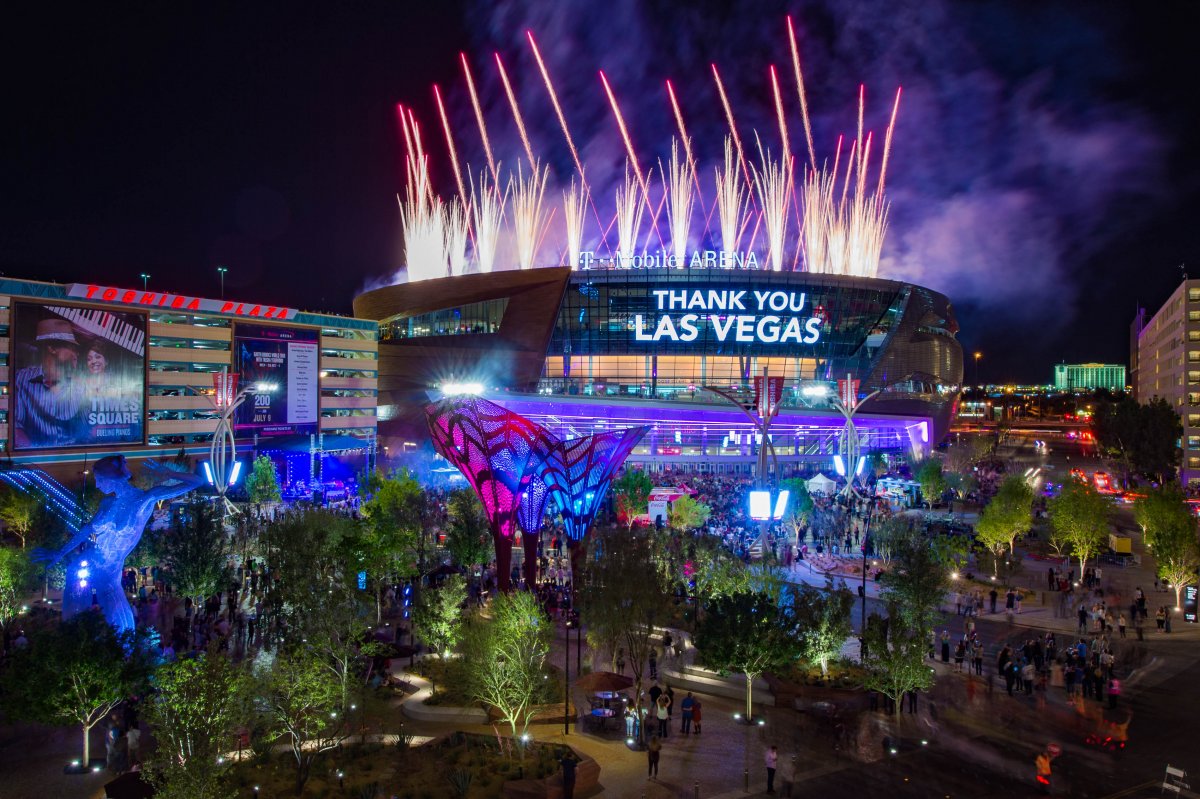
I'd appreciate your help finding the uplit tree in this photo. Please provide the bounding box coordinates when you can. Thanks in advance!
[413,574,467,658]
[974,474,1034,572]
[143,649,250,799]
[694,588,803,720]
[794,580,855,678]
[443,488,492,583]
[0,546,34,635]
[861,608,934,717]
[357,469,424,622]
[0,488,39,548]
[257,646,342,796]
[461,590,553,738]
[915,460,947,509]
[1135,487,1200,608]
[668,494,711,532]
[2,612,155,767]
[159,499,228,608]
[612,468,653,530]
[779,477,814,542]
[244,455,282,505]
[878,525,953,639]
[1049,479,1111,577]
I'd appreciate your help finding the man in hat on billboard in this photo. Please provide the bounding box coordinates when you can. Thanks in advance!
[12,317,84,448]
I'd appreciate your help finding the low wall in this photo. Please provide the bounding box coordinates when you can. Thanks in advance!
[660,662,774,705]
[502,746,600,799]
[398,669,489,725]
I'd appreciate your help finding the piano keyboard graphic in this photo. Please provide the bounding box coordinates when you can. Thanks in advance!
[51,305,145,356]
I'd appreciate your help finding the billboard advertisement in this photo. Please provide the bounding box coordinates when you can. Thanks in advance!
[11,303,146,450]
[234,324,319,437]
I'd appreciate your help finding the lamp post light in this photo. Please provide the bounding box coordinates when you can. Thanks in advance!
[139,272,150,291]
[217,265,229,299]
[973,351,982,392]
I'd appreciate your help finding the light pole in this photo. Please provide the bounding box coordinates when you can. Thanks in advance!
[139,273,150,291]
[217,266,229,299]
[973,351,982,391]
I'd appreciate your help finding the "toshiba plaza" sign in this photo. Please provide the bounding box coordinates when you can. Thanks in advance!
[66,284,298,320]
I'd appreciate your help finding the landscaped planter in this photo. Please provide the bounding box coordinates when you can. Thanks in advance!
[502,746,599,799]
[399,669,489,724]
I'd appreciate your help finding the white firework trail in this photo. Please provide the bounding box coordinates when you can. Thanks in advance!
[750,135,791,272]
[509,160,549,270]
[469,167,506,274]
[714,136,749,261]
[398,109,449,281]
[563,175,586,269]
[445,198,469,276]
[614,162,645,267]
[660,138,694,268]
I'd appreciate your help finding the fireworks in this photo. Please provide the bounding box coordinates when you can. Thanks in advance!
[661,139,694,268]
[391,14,903,283]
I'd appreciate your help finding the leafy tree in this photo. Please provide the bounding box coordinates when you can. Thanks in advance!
[694,588,803,720]
[1048,480,1111,577]
[878,526,954,640]
[257,646,342,796]
[244,455,281,504]
[0,546,34,634]
[974,474,1034,572]
[2,612,154,765]
[613,468,654,530]
[793,580,855,678]
[143,649,250,799]
[1135,487,1200,608]
[159,499,228,607]
[779,477,814,542]
[443,488,492,581]
[461,591,553,737]
[357,469,424,622]
[861,608,934,716]
[413,574,467,657]
[0,488,39,548]
[668,494,711,532]
[263,508,359,616]
[1095,397,1182,484]
[915,460,947,508]
[577,527,671,742]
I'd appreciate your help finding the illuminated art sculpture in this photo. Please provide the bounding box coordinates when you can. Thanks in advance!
[425,396,646,590]
[43,455,205,633]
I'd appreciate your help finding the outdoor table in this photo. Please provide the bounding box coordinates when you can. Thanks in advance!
[590,706,617,731]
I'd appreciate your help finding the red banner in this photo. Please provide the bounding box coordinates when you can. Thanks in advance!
[212,372,239,408]
[754,376,785,417]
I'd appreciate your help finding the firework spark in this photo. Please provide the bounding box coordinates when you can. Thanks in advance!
[769,65,790,164]
[509,161,549,269]
[564,175,586,269]
[786,15,817,170]
[397,108,448,281]
[666,79,705,210]
[750,136,791,272]
[714,136,749,260]
[445,198,469,276]
[470,167,506,274]
[495,52,537,171]
[711,64,756,200]
[660,138,694,268]
[460,53,498,185]
[432,84,468,213]
[614,162,646,266]
[877,87,902,199]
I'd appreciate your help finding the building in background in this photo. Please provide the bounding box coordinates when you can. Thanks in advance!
[1132,279,1200,485]
[0,278,378,491]
[1052,363,1126,392]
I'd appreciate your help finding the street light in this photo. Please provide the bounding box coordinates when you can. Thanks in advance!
[973,352,982,391]
[139,272,150,291]
[217,266,229,299]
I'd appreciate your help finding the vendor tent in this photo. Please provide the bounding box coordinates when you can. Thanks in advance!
[807,473,837,495]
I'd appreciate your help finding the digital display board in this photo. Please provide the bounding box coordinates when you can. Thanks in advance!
[11,303,146,450]
[1185,584,1198,624]
[234,324,319,437]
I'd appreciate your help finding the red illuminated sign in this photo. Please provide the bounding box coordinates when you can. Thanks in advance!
[66,284,298,320]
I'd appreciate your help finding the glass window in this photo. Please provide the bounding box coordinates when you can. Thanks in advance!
[380,298,508,340]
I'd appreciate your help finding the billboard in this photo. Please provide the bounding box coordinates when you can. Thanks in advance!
[11,303,146,450]
[234,324,319,437]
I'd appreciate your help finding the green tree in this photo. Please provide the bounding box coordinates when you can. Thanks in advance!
[0,488,40,548]
[357,469,425,622]
[413,574,467,658]
[1135,487,1200,608]
[577,527,671,742]
[1154,524,1200,610]
[861,609,934,716]
[143,649,250,799]
[878,525,954,640]
[443,488,492,582]
[668,494,711,532]
[160,499,228,607]
[779,477,814,542]
[613,468,654,530]
[257,646,342,796]
[1134,486,1193,552]
[244,455,282,504]
[1048,479,1111,577]
[694,588,803,720]
[2,612,154,766]
[1136,397,1182,483]
[915,460,947,508]
[0,546,34,634]
[461,591,553,737]
[974,474,1034,572]
[793,580,855,678]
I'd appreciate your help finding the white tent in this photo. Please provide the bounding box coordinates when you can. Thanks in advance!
[807,473,837,496]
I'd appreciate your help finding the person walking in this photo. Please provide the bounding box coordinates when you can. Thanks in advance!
[972,640,984,676]
[691,697,703,734]
[647,735,662,778]
[1035,747,1058,794]
[1118,613,1127,638]
[680,692,695,734]
[765,745,778,794]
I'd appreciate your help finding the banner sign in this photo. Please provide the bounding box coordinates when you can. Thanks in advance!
[67,283,298,320]
[234,325,319,437]
[632,288,823,346]
[11,303,145,449]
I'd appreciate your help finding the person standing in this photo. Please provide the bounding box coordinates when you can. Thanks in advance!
[655,694,669,738]
[691,697,703,734]
[125,722,141,770]
[647,735,662,778]
[989,588,998,614]
[765,745,778,794]
[559,751,579,799]
[680,692,695,734]
[940,630,951,664]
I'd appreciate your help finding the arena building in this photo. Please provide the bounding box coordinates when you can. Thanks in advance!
[0,277,379,490]
[354,266,962,473]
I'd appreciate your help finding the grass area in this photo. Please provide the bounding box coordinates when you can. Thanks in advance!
[228,732,572,798]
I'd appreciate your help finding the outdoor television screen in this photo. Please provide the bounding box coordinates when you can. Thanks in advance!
[234,324,319,437]
[11,303,146,450]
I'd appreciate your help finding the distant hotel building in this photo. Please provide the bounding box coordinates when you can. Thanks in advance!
[1052,363,1126,392]
[1132,279,1200,485]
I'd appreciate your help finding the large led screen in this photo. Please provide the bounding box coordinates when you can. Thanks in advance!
[234,324,319,437]
[11,303,146,450]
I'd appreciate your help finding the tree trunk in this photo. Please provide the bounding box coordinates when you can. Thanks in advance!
[494,535,512,592]
[1175,583,1183,610]
[745,673,754,721]
[376,585,383,624]
[82,723,90,767]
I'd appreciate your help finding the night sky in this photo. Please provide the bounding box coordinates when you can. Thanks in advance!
[2,2,1196,383]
